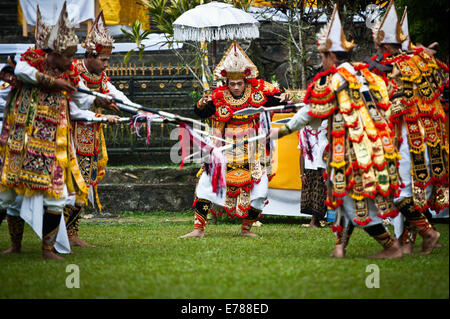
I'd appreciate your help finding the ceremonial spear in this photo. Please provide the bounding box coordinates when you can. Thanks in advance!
[76,87,208,128]
[231,103,305,117]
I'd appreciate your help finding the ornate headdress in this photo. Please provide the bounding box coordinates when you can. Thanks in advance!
[400,7,412,51]
[213,41,258,81]
[35,5,51,50]
[46,2,79,54]
[316,4,354,53]
[371,0,407,45]
[82,10,114,55]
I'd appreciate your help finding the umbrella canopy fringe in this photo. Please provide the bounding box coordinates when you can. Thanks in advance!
[173,25,259,42]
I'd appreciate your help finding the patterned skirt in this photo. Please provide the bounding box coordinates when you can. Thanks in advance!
[300,168,327,219]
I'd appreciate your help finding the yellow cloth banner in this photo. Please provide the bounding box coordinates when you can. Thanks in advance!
[100,0,150,29]
[18,0,150,30]
[253,0,317,8]
[269,112,302,190]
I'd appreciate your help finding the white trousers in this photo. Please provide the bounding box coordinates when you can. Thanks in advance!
[0,187,71,254]
[195,171,269,211]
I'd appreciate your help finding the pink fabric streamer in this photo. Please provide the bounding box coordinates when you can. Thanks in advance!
[210,147,227,195]
[129,113,163,146]
[178,122,227,195]
[299,127,319,162]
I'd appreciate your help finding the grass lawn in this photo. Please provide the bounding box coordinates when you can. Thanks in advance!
[0,212,448,299]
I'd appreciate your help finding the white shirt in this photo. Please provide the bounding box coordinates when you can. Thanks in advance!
[14,59,96,110]
[14,59,133,120]
[298,119,328,170]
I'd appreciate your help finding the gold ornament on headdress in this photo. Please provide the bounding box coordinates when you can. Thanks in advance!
[46,1,78,54]
[35,5,51,50]
[82,10,114,55]
[213,41,258,81]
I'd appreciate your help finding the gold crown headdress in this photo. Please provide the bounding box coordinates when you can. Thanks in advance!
[316,4,355,53]
[46,2,79,54]
[213,41,258,81]
[35,5,51,50]
[82,10,114,55]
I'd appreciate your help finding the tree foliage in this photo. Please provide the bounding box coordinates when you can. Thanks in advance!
[395,0,449,60]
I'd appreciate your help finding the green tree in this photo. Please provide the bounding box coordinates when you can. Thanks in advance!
[395,0,449,60]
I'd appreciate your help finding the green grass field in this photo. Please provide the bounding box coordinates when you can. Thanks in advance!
[0,212,448,299]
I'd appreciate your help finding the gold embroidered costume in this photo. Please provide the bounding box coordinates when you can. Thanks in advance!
[0,48,87,203]
[71,59,110,209]
[207,77,279,217]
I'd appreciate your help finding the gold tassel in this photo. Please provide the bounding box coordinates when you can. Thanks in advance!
[95,186,103,212]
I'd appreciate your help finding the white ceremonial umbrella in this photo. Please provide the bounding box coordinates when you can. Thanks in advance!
[173,1,260,42]
[173,1,260,88]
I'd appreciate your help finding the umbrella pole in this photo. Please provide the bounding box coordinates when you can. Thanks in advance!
[212,40,217,69]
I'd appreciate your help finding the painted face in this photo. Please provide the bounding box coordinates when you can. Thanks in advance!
[87,53,111,74]
[228,79,246,98]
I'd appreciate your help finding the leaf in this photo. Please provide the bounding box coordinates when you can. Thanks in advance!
[120,27,134,39]
[123,49,134,64]
[138,47,145,60]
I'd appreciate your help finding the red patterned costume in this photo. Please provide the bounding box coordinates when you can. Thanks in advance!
[366,1,447,252]
[183,41,285,236]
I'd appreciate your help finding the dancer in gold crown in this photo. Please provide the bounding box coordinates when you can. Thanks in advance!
[0,3,91,260]
[180,41,289,238]
[64,10,128,248]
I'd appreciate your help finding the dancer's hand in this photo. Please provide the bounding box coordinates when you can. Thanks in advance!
[197,92,212,110]
[416,42,438,56]
[267,127,281,140]
[53,78,75,92]
[275,92,291,103]
[103,114,120,123]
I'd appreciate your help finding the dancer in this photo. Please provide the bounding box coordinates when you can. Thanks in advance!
[366,1,446,254]
[269,5,403,258]
[180,41,289,238]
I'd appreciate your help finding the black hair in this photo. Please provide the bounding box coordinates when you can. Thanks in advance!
[8,54,16,66]
[226,78,247,85]
[381,43,402,53]
[84,51,99,59]
[330,51,351,64]
[1,65,14,74]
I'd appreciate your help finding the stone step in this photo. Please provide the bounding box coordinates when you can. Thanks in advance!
[92,182,196,216]
[84,166,200,215]
[102,166,199,184]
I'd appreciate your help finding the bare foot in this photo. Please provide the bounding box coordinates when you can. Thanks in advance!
[309,216,321,228]
[417,228,440,255]
[419,240,442,250]
[330,243,345,258]
[370,240,403,259]
[240,231,259,237]
[1,246,21,254]
[400,242,414,255]
[179,229,205,238]
[69,236,95,247]
[42,250,65,260]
